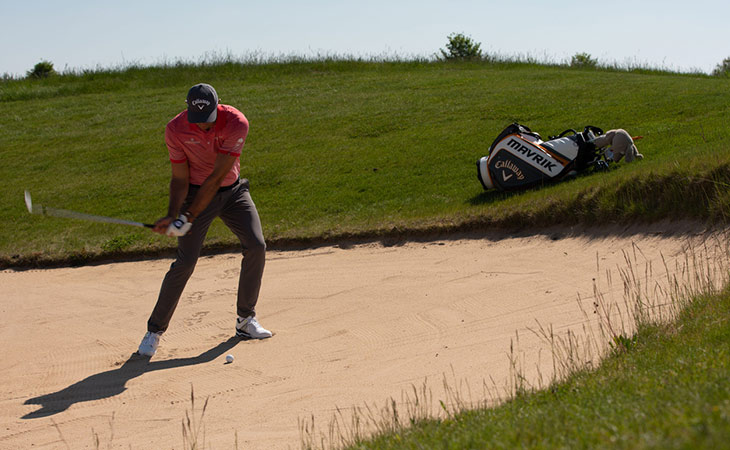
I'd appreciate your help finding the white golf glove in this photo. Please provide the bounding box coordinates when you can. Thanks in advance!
[604,148,614,161]
[166,214,193,237]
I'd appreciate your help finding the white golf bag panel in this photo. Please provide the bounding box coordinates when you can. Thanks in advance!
[540,136,580,162]
[477,123,603,191]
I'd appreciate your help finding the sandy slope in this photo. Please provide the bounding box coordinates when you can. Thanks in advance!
[0,223,719,449]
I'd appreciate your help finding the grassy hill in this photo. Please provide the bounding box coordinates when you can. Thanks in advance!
[1,60,729,267]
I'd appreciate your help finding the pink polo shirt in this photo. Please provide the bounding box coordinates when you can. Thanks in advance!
[165,104,249,186]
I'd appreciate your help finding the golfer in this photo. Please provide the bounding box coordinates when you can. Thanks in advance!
[138,83,271,357]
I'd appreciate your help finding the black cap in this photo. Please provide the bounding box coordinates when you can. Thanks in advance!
[186,83,218,123]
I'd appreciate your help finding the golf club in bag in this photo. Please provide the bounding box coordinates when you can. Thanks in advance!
[476,123,608,191]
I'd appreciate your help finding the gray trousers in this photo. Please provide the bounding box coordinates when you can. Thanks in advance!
[147,179,266,333]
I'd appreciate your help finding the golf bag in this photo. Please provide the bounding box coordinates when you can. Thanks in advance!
[476,123,606,191]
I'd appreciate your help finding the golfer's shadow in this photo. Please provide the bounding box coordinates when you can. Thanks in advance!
[22,337,239,419]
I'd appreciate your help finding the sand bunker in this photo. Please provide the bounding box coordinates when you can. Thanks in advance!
[0,223,720,449]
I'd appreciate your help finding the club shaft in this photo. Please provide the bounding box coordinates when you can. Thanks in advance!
[35,205,153,228]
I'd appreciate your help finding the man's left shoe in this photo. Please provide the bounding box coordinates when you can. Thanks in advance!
[137,331,162,356]
[236,315,272,339]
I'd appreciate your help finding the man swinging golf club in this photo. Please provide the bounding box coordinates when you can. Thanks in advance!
[138,83,271,357]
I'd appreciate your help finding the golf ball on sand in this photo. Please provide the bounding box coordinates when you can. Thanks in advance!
[225,354,234,363]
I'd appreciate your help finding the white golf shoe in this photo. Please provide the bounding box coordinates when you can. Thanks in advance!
[137,331,162,356]
[236,315,272,339]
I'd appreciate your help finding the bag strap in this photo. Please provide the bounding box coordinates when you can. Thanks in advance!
[488,123,542,155]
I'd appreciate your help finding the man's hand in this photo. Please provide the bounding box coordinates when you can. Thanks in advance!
[166,214,193,237]
[152,216,173,235]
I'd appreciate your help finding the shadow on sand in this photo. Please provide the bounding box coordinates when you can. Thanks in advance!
[22,337,240,419]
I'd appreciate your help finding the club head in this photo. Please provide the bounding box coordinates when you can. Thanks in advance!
[24,190,33,214]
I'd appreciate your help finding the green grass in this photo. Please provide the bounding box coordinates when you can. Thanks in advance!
[338,288,730,450]
[1,59,729,268]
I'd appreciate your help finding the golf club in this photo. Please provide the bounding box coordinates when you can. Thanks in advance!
[24,191,154,228]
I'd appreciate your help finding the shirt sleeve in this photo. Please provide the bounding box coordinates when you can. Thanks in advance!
[217,112,249,157]
[165,124,188,163]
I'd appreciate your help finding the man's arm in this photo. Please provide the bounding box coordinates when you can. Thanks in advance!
[184,153,238,221]
[152,162,190,234]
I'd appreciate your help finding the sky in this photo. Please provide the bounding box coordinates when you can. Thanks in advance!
[2,0,729,77]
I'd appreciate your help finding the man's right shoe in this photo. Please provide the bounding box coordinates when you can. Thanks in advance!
[236,315,272,339]
[137,331,162,356]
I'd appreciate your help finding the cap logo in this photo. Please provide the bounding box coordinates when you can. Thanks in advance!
[191,98,211,110]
